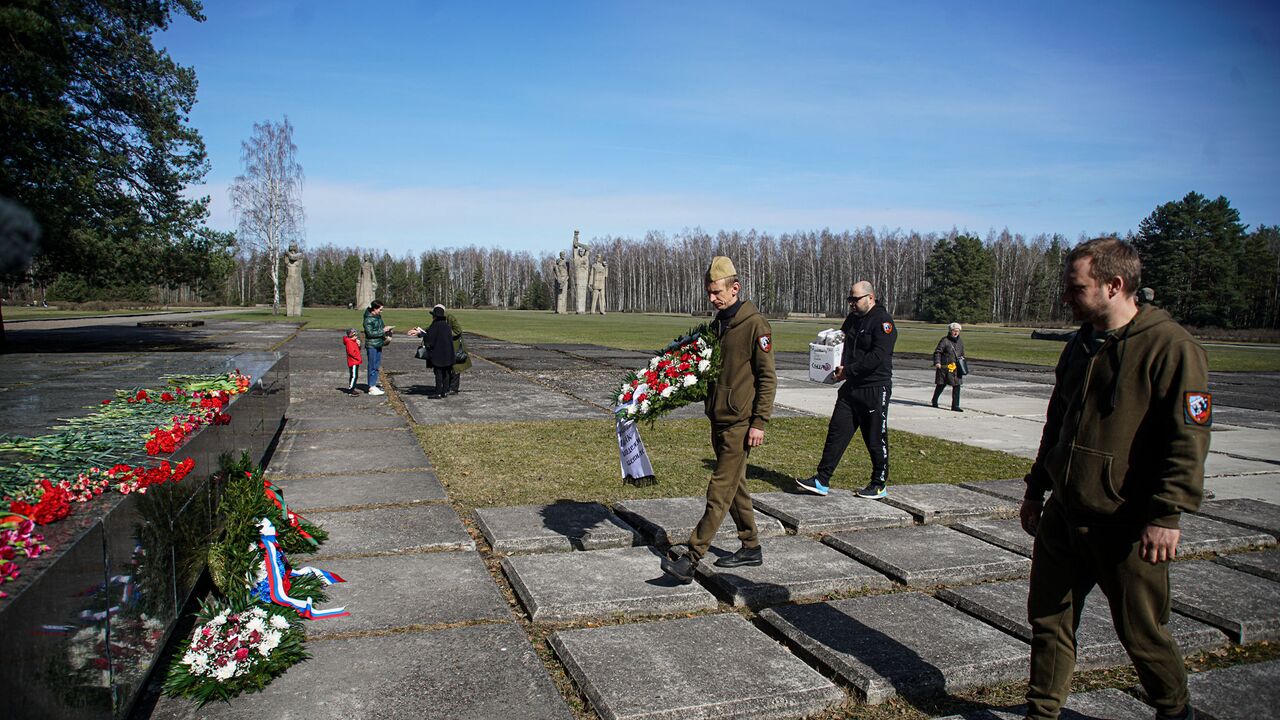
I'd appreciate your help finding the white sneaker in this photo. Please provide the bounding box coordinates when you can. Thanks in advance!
[367,386,385,396]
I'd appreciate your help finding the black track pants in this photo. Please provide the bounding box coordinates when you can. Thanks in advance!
[816,385,890,487]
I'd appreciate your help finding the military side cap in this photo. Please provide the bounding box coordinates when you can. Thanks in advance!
[706,256,737,283]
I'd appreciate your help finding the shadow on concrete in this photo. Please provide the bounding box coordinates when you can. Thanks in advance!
[698,459,802,492]
[3,326,232,353]
[537,499,636,551]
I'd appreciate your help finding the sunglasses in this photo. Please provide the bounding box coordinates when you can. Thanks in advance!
[847,294,869,303]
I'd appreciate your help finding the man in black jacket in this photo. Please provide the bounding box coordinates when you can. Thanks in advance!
[797,280,897,498]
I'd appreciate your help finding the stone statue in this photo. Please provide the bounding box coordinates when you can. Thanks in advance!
[284,244,304,317]
[589,257,608,315]
[356,257,378,310]
[553,251,570,315]
[571,230,590,314]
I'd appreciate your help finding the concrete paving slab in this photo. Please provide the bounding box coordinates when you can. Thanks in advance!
[502,546,719,622]
[879,483,1020,524]
[285,414,409,431]
[959,478,1033,502]
[549,613,844,720]
[266,443,428,477]
[312,504,475,558]
[1194,498,1280,539]
[1169,560,1280,643]
[150,622,572,720]
[695,535,893,607]
[398,369,608,425]
[274,470,447,510]
[274,428,420,453]
[1203,473,1280,504]
[474,501,641,553]
[760,592,1028,704]
[823,524,1030,586]
[934,688,1155,719]
[936,579,1227,671]
[750,489,916,534]
[1178,513,1277,555]
[1214,548,1280,582]
[951,518,1035,557]
[1186,659,1280,720]
[308,552,510,637]
[612,496,787,546]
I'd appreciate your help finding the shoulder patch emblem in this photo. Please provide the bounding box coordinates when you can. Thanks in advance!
[1184,391,1212,426]
[882,322,893,334]
[758,335,772,353]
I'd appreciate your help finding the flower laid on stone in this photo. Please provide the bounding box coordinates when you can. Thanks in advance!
[162,600,307,706]
[0,516,49,599]
[614,324,721,424]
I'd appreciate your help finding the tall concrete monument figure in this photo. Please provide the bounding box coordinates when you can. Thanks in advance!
[284,244,304,317]
[589,257,608,314]
[356,257,378,310]
[571,230,590,314]
[553,251,570,315]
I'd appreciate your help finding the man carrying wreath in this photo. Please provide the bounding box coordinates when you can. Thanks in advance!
[661,256,776,583]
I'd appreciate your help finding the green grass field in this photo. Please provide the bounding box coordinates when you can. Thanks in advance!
[419,416,1031,514]
[207,306,1280,372]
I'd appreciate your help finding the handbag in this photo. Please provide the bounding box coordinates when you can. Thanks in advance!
[957,356,969,376]
[454,349,469,364]
[414,345,428,361]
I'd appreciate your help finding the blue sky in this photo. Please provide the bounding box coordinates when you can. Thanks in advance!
[160,1,1280,256]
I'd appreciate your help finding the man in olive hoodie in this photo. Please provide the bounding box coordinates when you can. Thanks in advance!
[661,256,776,583]
[1020,237,1209,720]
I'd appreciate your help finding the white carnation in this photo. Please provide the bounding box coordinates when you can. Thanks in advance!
[626,405,637,415]
[700,348,712,359]
[683,374,698,387]
[213,662,238,681]
[268,614,290,630]
[245,616,266,635]
[648,357,660,370]
[258,629,282,655]
[660,385,675,398]
[640,400,650,414]
[698,359,710,372]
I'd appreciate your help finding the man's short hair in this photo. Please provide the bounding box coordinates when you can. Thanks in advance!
[708,274,739,288]
[1065,237,1141,294]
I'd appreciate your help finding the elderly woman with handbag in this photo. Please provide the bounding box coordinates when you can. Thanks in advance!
[932,322,966,412]
[409,305,456,399]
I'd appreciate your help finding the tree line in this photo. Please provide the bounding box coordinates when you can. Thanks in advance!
[208,191,1280,329]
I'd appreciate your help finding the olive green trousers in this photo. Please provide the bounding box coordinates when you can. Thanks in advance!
[687,420,759,561]
[1026,500,1189,719]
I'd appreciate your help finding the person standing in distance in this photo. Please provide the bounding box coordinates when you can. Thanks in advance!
[1020,237,1209,720]
[661,256,776,583]
[796,280,897,498]
[362,300,391,396]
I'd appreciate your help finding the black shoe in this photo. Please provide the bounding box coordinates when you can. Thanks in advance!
[856,482,887,499]
[660,554,697,584]
[714,545,763,568]
[951,407,964,412]
[931,401,939,408]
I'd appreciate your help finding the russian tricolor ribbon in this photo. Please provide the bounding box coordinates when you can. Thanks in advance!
[256,518,348,619]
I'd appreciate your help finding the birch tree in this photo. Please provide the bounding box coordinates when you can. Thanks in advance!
[230,117,304,314]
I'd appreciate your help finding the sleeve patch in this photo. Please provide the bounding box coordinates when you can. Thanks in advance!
[1184,391,1212,426]
[882,322,894,334]
[758,335,772,353]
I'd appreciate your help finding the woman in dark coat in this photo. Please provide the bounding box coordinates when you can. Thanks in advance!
[932,322,966,412]
[421,306,456,398]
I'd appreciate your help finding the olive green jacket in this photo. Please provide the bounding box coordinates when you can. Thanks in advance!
[704,301,776,429]
[1024,305,1210,529]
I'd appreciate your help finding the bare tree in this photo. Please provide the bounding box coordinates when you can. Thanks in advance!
[230,117,304,314]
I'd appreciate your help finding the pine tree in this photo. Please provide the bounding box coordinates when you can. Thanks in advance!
[916,235,995,324]
[1134,192,1246,327]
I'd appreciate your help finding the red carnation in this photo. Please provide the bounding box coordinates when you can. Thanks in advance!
[160,392,174,402]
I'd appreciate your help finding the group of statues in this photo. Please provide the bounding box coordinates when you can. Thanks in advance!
[283,230,608,316]
[553,230,608,314]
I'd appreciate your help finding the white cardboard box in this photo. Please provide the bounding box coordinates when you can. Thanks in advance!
[808,342,843,384]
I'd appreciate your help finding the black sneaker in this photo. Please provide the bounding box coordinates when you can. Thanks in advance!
[660,554,697,584]
[714,545,763,568]
[856,482,887,499]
